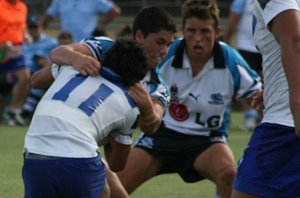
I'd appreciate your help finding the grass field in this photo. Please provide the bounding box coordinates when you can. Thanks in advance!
[0,111,252,198]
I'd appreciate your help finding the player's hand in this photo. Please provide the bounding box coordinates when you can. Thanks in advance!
[72,54,101,76]
[128,82,153,115]
[250,90,264,112]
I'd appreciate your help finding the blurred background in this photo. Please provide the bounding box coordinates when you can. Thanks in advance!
[23,0,231,38]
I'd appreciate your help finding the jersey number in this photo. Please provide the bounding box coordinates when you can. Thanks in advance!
[52,74,113,116]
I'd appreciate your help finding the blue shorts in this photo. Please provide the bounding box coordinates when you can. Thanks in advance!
[0,55,26,73]
[22,154,106,198]
[234,123,300,198]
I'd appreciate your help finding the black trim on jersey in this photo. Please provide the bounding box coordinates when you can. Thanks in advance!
[171,39,185,68]
[150,69,160,84]
[258,0,270,9]
[213,41,226,69]
[171,40,225,69]
[131,116,139,129]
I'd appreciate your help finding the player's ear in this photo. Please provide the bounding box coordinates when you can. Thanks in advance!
[135,30,145,43]
[215,27,221,38]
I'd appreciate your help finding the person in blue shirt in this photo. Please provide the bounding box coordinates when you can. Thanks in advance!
[224,0,263,132]
[21,15,59,121]
[40,0,121,42]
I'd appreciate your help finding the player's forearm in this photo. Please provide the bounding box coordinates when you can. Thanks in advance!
[31,67,54,89]
[101,6,121,26]
[139,101,164,135]
[49,45,79,66]
[104,140,130,172]
[223,12,240,43]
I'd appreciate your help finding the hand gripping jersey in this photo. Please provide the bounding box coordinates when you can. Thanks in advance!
[24,65,139,158]
[158,39,262,136]
[83,36,170,112]
[253,0,300,127]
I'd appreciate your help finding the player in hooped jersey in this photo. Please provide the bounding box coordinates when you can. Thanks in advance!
[117,1,262,197]
[22,39,148,198]
[232,0,300,197]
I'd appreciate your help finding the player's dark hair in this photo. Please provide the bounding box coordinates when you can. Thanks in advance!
[182,0,220,29]
[103,39,148,87]
[132,6,177,38]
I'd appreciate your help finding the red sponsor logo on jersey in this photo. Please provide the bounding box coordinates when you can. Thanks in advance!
[169,101,189,121]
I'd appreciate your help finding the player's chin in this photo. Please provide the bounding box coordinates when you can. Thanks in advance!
[148,59,160,69]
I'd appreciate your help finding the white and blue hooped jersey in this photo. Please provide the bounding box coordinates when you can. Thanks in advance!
[24,66,139,158]
[253,0,300,127]
[82,36,170,112]
[158,39,262,136]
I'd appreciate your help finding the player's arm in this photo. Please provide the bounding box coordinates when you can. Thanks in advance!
[223,11,241,43]
[248,89,264,112]
[270,9,300,137]
[100,4,121,27]
[128,82,164,135]
[49,43,100,76]
[104,137,131,172]
[31,66,54,89]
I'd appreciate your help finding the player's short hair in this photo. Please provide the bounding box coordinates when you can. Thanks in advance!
[132,6,177,38]
[182,0,220,29]
[103,39,148,87]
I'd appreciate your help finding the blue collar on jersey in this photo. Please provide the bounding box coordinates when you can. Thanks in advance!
[171,39,226,69]
[100,66,123,87]
[100,66,136,108]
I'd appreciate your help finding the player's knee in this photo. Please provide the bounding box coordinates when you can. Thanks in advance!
[217,165,236,185]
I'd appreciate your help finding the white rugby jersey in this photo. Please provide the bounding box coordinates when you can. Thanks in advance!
[82,36,170,111]
[158,39,262,136]
[253,0,300,127]
[24,66,139,158]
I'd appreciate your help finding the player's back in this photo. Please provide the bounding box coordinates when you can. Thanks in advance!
[24,66,139,158]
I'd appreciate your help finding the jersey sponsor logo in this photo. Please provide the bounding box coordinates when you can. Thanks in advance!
[189,93,201,103]
[169,101,189,121]
[169,83,189,121]
[208,93,224,105]
[195,113,221,128]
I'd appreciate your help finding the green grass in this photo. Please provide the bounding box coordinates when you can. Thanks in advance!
[0,112,252,198]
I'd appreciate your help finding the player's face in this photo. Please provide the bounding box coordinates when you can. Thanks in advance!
[135,30,174,69]
[183,17,220,62]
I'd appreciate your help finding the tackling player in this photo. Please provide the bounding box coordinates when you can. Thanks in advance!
[22,39,147,198]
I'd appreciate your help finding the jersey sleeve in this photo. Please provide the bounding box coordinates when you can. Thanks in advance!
[259,0,300,26]
[231,48,262,99]
[221,42,262,99]
[80,36,114,63]
[110,108,139,145]
[149,82,169,112]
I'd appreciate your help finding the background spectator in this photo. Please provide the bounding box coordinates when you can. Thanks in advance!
[223,0,263,131]
[22,15,58,120]
[40,0,121,42]
[0,0,30,126]
[57,31,73,45]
